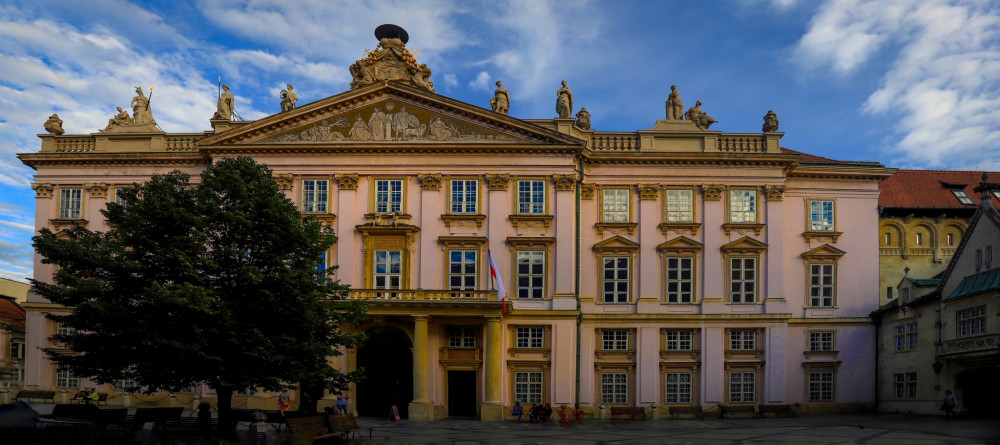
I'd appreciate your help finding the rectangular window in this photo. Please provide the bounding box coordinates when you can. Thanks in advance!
[987,246,993,269]
[114,188,128,206]
[809,263,835,307]
[516,180,546,214]
[947,233,954,246]
[729,329,756,351]
[301,179,328,213]
[9,341,25,360]
[601,329,629,351]
[886,287,894,299]
[906,372,917,398]
[1,368,24,387]
[808,372,834,402]
[729,189,757,223]
[809,199,835,231]
[448,327,476,348]
[448,250,477,291]
[375,179,404,213]
[665,257,693,304]
[664,372,693,404]
[516,250,545,299]
[373,250,402,290]
[957,306,987,337]
[600,373,628,405]
[602,256,630,304]
[449,179,478,214]
[916,232,923,246]
[665,189,694,223]
[729,258,756,304]
[884,232,892,245]
[894,325,905,352]
[514,371,543,404]
[56,367,78,388]
[728,371,756,403]
[515,327,544,349]
[907,322,918,350]
[602,188,630,222]
[808,332,834,351]
[56,323,75,337]
[59,188,83,219]
[893,373,904,398]
[665,330,693,351]
[976,249,983,271]
[952,190,974,205]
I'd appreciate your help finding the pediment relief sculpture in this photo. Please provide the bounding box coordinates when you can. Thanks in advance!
[349,25,434,92]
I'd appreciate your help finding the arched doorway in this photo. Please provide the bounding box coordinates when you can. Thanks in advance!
[356,326,413,418]
[955,367,1000,417]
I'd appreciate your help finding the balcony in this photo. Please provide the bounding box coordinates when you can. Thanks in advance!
[347,289,502,316]
[941,334,1000,359]
[348,289,498,301]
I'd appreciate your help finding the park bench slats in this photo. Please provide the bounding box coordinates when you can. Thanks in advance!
[286,415,339,445]
[326,413,374,439]
[609,407,646,423]
[13,390,55,403]
[757,404,797,418]
[669,405,705,419]
[718,405,756,418]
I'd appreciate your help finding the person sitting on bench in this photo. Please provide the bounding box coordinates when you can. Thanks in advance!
[511,401,524,422]
[539,403,553,423]
[528,404,539,423]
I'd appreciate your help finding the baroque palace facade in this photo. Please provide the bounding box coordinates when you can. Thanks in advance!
[16,28,892,420]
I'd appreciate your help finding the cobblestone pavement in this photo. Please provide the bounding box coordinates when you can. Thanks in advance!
[349,414,1000,444]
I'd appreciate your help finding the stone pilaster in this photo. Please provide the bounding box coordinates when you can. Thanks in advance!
[409,315,433,419]
[480,316,504,421]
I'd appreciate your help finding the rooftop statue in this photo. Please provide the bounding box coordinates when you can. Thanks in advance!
[43,113,64,135]
[556,80,573,118]
[349,25,435,92]
[762,109,779,132]
[666,84,684,120]
[575,107,591,130]
[280,84,297,112]
[102,106,133,132]
[213,84,234,120]
[130,87,156,127]
[491,80,510,115]
[684,100,718,130]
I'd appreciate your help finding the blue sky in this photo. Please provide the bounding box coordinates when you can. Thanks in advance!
[1,0,999,281]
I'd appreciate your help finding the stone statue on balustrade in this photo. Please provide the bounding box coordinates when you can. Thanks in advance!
[684,100,718,130]
[556,80,573,118]
[130,87,156,126]
[666,85,684,120]
[43,114,64,135]
[280,84,297,112]
[575,107,591,130]
[101,107,133,132]
[213,84,234,120]
[491,80,510,115]
[762,110,779,132]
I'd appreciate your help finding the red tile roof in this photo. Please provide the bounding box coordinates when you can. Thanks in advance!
[0,297,25,331]
[780,147,884,166]
[880,170,1000,209]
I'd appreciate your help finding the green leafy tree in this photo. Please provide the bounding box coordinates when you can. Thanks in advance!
[32,157,365,432]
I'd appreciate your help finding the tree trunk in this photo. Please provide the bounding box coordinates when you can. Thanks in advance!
[215,386,235,437]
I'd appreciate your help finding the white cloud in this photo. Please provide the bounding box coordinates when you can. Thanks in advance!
[468,71,492,92]
[442,73,458,92]
[793,0,1000,169]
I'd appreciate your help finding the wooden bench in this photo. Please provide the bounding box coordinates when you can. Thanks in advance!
[758,404,797,418]
[286,415,339,445]
[326,413,374,439]
[718,404,756,418]
[13,390,56,403]
[609,407,646,423]
[669,405,705,420]
[72,393,108,406]
[555,409,584,426]
[126,406,184,431]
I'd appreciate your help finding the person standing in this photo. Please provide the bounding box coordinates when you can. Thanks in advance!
[336,391,349,414]
[942,390,957,418]
[277,389,291,413]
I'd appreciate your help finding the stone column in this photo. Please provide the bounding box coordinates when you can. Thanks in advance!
[409,315,433,419]
[480,316,504,421]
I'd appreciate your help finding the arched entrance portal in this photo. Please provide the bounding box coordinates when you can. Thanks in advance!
[357,326,413,419]
[955,367,1000,417]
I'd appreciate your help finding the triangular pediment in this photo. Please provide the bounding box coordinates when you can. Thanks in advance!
[593,235,640,253]
[657,236,704,254]
[720,236,768,253]
[198,82,583,149]
[801,244,846,260]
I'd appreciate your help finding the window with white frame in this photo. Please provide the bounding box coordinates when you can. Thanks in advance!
[448,250,477,291]
[664,372,693,404]
[665,189,694,223]
[516,250,545,299]
[601,188,630,222]
[665,330,693,351]
[373,250,402,289]
[729,329,756,350]
[301,179,328,213]
[602,256,630,303]
[514,371,543,404]
[516,180,546,214]
[729,258,756,304]
[907,322,918,350]
[729,189,756,223]
[113,365,138,391]
[808,331,834,351]
[0,368,23,387]
[450,179,478,214]
[114,188,129,206]
[56,367,78,388]
[905,372,917,398]
[601,329,629,350]
[892,373,918,398]
[894,325,905,352]
[952,190,974,205]
[56,323,75,337]
[976,248,984,271]
[59,188,83,219]
[665,257,693,304]
[808,263,835,307]
[448,326,476,348]
[600,373,628,405]
[515,327,544,349]
[374,179,404,213]
[728,371,756,403]
[9,341,25,359]
[809,199,835,231]
[987,246,994,269]
[808,371,834,402]
[957,306,987,337]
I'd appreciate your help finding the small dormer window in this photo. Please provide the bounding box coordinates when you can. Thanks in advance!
[993,190,1000,201]
[952,190,974,205]
[901,287,910,303]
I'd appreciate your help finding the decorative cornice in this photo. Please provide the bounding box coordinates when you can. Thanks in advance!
[580,184,596,200]
[553,174,576,191]
[31,183,54,198]
[763,185,786,201]
[336,173,359,190]
[273,173,294,191]
[701,184,726,201]
[637,184,660,200]
[418,173,443,191]
[485,173,510,191]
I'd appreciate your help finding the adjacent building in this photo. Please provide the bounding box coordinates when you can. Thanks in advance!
[0,295,26,390]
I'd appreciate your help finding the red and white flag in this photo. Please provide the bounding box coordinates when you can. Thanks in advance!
[488,250,507,314]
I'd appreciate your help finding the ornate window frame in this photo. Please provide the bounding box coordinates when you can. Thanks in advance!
[802,361,841,403]
[595,186,637,235]
[370,176,407,214]
[721,237,767,305]
[439,236,487,293]
[661,186,700,236]
[593,235,639,305]
[801,244,845,308]
[507,237,555,300]
[446,176,482,215]
[803,198,842,243]
[300,176,332,214]
[658,236,703,305]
